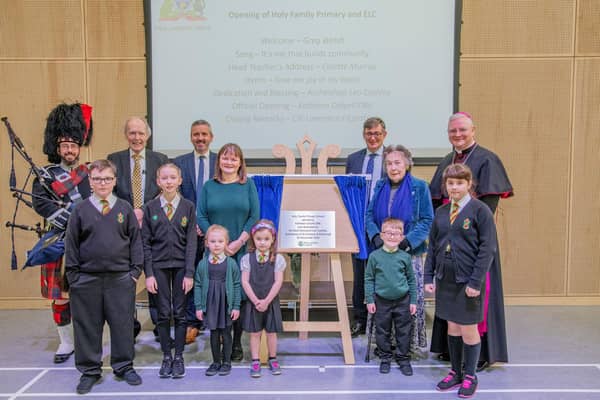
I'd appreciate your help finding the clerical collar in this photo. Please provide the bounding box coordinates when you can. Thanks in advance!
[382,245,399,253]
[454,142,477,155]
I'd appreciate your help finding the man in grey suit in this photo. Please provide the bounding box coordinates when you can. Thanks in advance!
[345,117,387,337]
[107,116,168,340]
[173,119,217,344]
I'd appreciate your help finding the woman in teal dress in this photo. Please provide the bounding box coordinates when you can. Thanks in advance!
[197,143,260,361]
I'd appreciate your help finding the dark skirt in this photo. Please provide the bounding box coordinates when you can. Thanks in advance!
[241,297,283,333]
[435,256,484,325]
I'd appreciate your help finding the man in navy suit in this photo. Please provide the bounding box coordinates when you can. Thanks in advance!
[345,117,387,337]
[107,116,169,340]
[173,119,217,343]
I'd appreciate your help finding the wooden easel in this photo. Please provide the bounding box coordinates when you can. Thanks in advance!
[260,136,357,364]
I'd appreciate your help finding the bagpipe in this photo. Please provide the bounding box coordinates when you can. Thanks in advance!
[2,117,68,270]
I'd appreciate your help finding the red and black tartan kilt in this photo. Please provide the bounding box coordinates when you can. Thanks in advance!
[40,258,67,300]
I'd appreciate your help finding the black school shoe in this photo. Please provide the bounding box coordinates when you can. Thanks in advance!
[379,360,391,374]
[398,361,413,376]
[159,356,173,378]
[205,363,221,376]
[458,374,478,398]
[115,369,142,386]
[172,355,185,378]
[76,374,101,394]
[231,346,244,362]
[219,363,232,376]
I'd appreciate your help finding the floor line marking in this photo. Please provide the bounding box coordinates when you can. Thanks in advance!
[3,388,600,397]
[7,369,48,400]
[1,363,600,371]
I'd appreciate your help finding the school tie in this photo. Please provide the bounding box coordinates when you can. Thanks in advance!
[196,155,205,209]
[258,252,267,263]
[366,153,377,201]
[449,201,460,225]
[100,199,110,215]
[165,203,174,220]
[132,154,143,208]
[211,255,219,264]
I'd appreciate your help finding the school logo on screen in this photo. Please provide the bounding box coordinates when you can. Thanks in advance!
[159,0,206,21]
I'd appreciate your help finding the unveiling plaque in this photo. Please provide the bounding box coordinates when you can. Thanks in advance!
[278,211,335,249]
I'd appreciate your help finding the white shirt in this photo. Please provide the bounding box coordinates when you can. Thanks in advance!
[240,252,287,273]
[90,193,117,213]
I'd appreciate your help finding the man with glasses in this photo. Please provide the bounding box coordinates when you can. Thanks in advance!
[108,117,168,340]
[32,103,93,364]
[345,117,387,337]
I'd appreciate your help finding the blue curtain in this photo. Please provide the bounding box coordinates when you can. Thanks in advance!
[251,175,284,228]
[334,175,368,259]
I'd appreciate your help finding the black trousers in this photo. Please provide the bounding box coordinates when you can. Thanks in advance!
[374,294,412,361]
[154,267,187,355]
[351,256,367,324]
[70,271,135,376]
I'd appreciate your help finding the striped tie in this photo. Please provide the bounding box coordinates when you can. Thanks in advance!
[132,154,143,208]
[211,255,219,264]
[100,199,110,215]
[449,201,459,225]
[258,252,267,263]
[165,203,174,220]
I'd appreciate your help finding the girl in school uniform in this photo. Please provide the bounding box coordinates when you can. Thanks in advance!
[425,164,498,398]
[194,224,241,377]
[142,163,197,379]
[240,219,286,378]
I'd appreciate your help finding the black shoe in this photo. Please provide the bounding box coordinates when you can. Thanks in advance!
[159,356,173,378]
[350,322,366,338]
[379,360,391,374]
[116,369,142,386]
[133,319,141,338]
[205,363,221,376]
[373,347,382,358]
[76,374,101,394]
[231,346,244,362]
[476,360,489,372]
[436,369,463,391]
[458,374,478,398]
[219,363,232,376]
[172,355,185,378]
[437,352,450,361]
[399,361,413,376]
[54,350,74,364]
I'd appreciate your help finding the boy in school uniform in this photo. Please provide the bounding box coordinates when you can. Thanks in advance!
[65,159,143,394]
[365,217,417,375]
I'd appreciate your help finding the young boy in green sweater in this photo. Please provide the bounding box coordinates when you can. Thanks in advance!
[365,217,417,375]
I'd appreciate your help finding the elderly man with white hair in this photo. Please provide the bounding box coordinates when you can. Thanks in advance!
[429,112,513,372]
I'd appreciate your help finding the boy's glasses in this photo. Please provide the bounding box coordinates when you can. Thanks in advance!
[382,231,403,237]
[91,177,115,184]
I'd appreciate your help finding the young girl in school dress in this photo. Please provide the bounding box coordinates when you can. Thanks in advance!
[240,219,286,378]
[194,224,241,377]
[142,163,197,379]
[425,164,498,398]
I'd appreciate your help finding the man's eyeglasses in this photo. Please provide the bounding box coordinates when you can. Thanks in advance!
[365,132,384,138]
[382,231,403,237]
[91,177,115,184]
